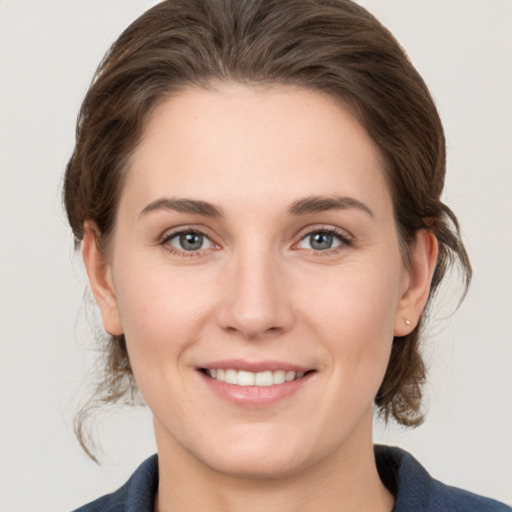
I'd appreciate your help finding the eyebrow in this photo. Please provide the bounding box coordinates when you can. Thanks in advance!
[288,195,374,217]
[139,198,223,218]
[139,194,373,219]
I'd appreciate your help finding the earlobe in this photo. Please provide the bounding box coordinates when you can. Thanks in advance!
[82,221,124,336]
[394,230,438,337]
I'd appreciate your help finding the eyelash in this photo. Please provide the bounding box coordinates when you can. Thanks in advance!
[158,226,353,257]
[159,228,216,257]
[294,226,353,256]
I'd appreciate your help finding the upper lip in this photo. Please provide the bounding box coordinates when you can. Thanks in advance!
[198,359,313,373]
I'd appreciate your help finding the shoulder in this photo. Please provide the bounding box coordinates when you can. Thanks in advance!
[375,445,511,512]
[73,454,158,512]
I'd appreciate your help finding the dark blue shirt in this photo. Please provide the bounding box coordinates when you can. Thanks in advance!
[74,446,510,511]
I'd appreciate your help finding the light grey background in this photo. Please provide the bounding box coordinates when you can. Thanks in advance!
[1,1,510,510]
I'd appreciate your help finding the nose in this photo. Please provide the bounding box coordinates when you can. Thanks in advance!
[217,248,295,340]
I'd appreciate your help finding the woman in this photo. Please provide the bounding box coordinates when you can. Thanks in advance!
[63,0,510,510]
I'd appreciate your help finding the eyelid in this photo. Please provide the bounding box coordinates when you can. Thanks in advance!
[156,223,352,256]
[292,225,353,253]
[158,225,220,256]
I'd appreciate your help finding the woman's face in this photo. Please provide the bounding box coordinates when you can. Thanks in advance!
[88,84,424,478]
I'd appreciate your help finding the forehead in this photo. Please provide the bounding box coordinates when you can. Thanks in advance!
[123,83,391,216]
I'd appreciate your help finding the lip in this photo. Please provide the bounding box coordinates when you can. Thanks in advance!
[199,359,312,373]
[197,359,316,407]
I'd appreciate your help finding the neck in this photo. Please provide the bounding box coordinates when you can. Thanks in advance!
[153,416,394,512]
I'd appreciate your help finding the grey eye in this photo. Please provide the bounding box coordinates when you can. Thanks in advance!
[169,232,213,251]
[309,232,334,250]
[297,231,343,251]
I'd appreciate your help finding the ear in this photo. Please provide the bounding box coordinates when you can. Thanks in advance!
[394,230,438,336]
[82,221,124,336]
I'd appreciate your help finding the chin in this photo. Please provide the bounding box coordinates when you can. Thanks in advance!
[195,427,321,480]
[205,449,310,480]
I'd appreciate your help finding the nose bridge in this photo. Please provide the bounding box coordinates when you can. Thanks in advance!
[218,239,293,339]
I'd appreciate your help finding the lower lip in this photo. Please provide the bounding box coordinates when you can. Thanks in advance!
[199,371,314,407]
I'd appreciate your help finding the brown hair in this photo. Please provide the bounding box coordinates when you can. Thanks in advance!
[64,0,471,458]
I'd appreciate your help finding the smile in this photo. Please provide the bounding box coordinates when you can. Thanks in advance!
[198,361,316,406]
[205,369,306,386]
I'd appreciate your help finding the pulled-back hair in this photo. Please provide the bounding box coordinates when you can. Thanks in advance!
[64,0,471,459]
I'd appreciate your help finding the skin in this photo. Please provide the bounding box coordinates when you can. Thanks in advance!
[83,84,437,512]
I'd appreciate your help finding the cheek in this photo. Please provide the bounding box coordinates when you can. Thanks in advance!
[113,264,211,355]
[111,266,216,415]
[300,258,403,379]
[304,260,402,335]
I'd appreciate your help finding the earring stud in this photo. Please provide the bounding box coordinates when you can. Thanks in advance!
[404,319,411,326]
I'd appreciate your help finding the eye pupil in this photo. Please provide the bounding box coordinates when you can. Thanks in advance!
[310,232,333,250]
[180,233,203,251]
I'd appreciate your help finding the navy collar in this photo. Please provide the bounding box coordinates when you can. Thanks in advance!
[75,446,510,511]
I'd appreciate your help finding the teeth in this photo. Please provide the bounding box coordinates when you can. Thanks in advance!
[255,371,273,386]
[237,370,255,386]
[273,370,286,384]
[225,369,237,384]
[206,369,306,386]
